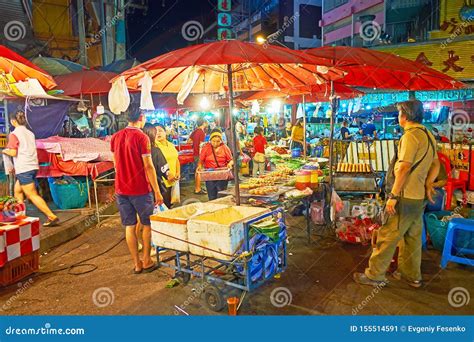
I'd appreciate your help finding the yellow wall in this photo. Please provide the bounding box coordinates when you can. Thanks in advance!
[376,40,474,81]
[32,0,103,67]
[376,0,474,80]
[430,0,474,40]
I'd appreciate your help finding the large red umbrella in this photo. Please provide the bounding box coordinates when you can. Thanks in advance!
[113,40,347,204]
[115,40,345,94]
[0,45,56,91]
[55,70,117,96]
[304,46,464,90]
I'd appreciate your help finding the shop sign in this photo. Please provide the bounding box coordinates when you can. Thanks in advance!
[343,89,474,106]
[218,28,232,40]
[218,13,231,27]
[218,0,231,12]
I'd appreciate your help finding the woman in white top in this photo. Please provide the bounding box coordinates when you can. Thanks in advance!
[2,111,59,226]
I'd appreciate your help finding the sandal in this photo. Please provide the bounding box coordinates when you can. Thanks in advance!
[142,263,158,273]
[43,217,60,227]
[194,189,207,195]
[133,261,143,274]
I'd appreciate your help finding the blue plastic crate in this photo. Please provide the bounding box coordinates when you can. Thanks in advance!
[424,210,474,251]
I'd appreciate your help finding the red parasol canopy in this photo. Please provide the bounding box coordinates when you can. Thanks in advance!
[55,70,117,96]
[113,40,346,93]
[304,46,465,90]
[237,83,363,103]
[154,94,246,112]
[0,45,57,90]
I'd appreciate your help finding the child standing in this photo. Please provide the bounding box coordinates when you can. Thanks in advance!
[252,126,267,177]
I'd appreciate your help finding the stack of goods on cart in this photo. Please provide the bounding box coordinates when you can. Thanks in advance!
[0,196,26,222]
[424,209,474,251]
[334,195,382,244]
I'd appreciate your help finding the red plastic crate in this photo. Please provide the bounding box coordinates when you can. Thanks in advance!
[0,251,39,286]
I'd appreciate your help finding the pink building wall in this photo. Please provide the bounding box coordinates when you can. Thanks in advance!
[324,12,385,44]
[322,0,385,44]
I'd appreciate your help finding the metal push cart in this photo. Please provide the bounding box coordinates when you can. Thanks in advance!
[154,208,287,312]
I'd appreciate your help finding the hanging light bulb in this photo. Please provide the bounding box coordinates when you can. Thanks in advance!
[200,96,210,110]
[251,100,260,115]
[96,101,105,114]
[271,99,282,113]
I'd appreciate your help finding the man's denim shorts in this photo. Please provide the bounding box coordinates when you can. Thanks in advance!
[16,170,38,186]
[116,192,154,226]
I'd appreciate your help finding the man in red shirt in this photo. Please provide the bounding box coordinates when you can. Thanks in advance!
[111,106,163,274]
[188,118,208,194]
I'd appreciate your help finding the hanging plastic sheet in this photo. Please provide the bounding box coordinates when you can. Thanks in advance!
[8,100,69,139]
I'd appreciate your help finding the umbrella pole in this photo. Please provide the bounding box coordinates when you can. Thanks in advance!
[303,94,307,158]
[328,80,336,215]
[227,64,241,206]
[176,110,180,150]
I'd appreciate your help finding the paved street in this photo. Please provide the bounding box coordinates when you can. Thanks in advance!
[0,187,472,316]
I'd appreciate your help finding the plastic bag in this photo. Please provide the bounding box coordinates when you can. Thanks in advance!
[171,182,180,204]
[153,204,168,214]
[330,190,344,221]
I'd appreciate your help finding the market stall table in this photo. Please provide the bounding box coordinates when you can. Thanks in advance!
[0,216,40,286]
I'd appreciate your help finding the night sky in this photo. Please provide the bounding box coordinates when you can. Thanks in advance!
[126,0,217,61]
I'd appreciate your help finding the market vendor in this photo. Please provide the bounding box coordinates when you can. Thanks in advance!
[359,118,377,139]
[2,110,59,227]
[189,118,208,195]
[340,120,352,140]
[290,118,304,150]
[197,129,234,201]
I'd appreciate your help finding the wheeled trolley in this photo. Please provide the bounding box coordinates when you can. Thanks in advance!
[154,208,287,312]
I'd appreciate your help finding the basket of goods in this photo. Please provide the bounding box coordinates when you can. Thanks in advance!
[199,168,234,181]
[0,196,26,222]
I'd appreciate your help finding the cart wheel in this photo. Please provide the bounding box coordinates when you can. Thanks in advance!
[203,286,225,312]
[175,271,191,284]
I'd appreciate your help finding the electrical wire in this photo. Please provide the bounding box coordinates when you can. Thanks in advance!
[35,220,126,276]
[36,236,125,276]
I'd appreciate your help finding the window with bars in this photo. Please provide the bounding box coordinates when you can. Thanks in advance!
[324,0,349,13]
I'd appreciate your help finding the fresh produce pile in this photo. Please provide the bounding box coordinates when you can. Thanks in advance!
[249,186,279,196]
[0,196,18,212]
[336,163,372,173]
[0,196,26,222]
[241,178,278,189]
[272,146,288,155]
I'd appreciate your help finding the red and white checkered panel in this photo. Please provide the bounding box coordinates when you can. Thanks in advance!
[0,217,40,267]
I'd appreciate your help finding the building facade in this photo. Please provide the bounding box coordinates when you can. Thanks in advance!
[234,0,323,49]
[0,0,130,68]
[321,0,474,81]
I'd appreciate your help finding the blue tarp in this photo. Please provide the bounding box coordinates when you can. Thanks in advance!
[7,100,70,139]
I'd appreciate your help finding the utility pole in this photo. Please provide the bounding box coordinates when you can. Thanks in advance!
[77,0,88,65]
[115,0,127,60]
[99,0,107,66]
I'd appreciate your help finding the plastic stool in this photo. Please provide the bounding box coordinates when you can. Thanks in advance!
[440,218,474,268]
